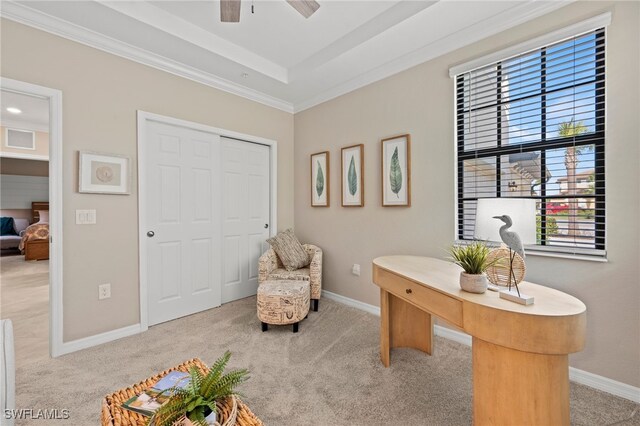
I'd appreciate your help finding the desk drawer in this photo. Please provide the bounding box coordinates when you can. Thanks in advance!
[375,267,463,327]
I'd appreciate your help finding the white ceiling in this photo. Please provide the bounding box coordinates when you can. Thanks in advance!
[1,90,50,132]
[1,1,572,112]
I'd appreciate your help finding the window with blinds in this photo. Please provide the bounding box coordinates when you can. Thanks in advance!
[456,28,605,253]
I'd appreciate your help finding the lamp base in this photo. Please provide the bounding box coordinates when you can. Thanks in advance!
[499,289,534,305]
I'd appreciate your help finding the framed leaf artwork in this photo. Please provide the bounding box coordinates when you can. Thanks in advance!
[341,144,364,207]
[311,151,330,207]
[381,134,411,206]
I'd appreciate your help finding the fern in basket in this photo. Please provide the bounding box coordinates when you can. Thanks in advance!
[150,351,249,426]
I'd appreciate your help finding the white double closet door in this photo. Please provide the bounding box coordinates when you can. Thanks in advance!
[145,121,270,326]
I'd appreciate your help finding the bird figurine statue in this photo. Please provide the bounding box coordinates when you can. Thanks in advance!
[493,214,525,295]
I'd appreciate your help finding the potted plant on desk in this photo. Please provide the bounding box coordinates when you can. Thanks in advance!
[448,242,498,294]
[150,351,249,426]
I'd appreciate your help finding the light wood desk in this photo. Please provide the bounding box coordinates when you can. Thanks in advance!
[372,256,586,426]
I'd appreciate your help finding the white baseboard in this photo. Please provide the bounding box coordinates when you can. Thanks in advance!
[323,290,381,316]
[568,367,640,404]
[321,290,640,403]
[55,323,142,357]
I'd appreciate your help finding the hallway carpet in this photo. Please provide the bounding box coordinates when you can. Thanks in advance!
[0,255,49,365]
[13,297,640,425]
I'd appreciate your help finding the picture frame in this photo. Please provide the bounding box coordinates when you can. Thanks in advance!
[311,151,330,207]
[78,151,130,195]
[341,144,364,207]
[381,134,411,207]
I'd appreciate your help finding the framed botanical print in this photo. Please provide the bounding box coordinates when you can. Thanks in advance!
[78,151,130,195]
[381,134,411,206]
[341,144,364,207]
[311,151,330,207]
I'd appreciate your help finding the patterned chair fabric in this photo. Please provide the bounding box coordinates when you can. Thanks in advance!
[259,244,322,300]
[257,280,310,326]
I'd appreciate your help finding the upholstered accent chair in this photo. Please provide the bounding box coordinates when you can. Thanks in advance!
[259,244,322,312]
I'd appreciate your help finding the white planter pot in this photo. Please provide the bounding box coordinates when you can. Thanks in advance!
[460,272,488,294]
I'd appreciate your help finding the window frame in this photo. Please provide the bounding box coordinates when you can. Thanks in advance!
[454,29,606,257]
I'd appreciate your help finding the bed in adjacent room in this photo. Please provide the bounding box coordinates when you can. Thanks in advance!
[19,202,49,261]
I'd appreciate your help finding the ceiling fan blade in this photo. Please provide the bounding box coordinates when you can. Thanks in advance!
[221,0,241,22]
[286,0,320,19]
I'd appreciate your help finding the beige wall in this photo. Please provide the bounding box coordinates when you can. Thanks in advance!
[1,19,295,341]
[0,157,49,176]
[0,126,49,157]
[294,1,640,387]
[0,209,31,222]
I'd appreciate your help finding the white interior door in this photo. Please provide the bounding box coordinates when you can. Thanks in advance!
[145,121,221,326]
[222,138,270,303]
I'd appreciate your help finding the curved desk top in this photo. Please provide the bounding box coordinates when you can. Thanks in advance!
[373,255,586,355]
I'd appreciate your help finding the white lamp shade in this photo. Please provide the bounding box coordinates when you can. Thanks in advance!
[474,198,536,244]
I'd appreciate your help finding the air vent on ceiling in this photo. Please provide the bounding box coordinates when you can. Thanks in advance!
[5,128,35,150]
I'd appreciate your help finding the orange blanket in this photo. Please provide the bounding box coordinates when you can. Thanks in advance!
[19,224,49,252]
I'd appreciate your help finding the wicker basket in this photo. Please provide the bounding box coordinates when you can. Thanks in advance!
[485,247,526,287]
[101,358,263,426]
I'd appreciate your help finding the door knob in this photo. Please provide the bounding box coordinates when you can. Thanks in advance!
[264,224,269,229]
[147,231,155,238]
[406,288,412,294]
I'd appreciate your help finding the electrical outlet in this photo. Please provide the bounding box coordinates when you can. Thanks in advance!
[98,283,111,300]
[352,264,361,276]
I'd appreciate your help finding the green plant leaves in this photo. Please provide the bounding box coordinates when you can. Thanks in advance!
[316,161,324,197]
[348,156,357,196]
[389,146,402,197]
[447,242,498,274]
[151,351,249,426]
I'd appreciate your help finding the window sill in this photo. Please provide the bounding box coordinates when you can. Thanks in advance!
[526,249,608,263]
[454,240,608,263]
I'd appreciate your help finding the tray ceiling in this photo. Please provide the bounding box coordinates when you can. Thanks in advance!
[1,1,572,112]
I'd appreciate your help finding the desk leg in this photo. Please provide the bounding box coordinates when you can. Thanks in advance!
[380,289,434,367]
[473,337,570,426]
[380,289,391,367]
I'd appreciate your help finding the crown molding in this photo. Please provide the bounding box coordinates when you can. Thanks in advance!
[293,0,574,113]
[0,1,295,114]
[1,1,575,115]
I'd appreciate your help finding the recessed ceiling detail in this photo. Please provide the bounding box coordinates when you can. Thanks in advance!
[1,1,573,113]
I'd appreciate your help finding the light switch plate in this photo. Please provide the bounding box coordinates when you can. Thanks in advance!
[76,209,96,225]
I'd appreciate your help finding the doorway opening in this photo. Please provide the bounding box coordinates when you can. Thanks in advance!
[0,78,63,360]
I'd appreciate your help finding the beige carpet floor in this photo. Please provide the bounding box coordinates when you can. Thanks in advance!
[0,255,50,365]
[12,296,640,425]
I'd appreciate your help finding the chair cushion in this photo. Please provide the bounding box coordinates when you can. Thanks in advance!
[268,268,310,281]
[13,219,29,234]
[266,229,309,271]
